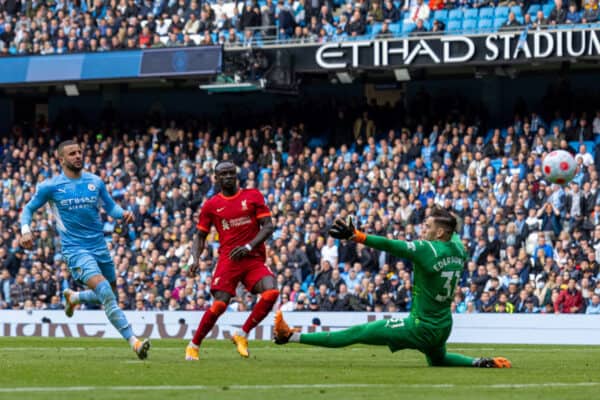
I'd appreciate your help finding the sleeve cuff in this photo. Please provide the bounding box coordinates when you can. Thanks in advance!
[197,224,210,232]
[353,230,367,244]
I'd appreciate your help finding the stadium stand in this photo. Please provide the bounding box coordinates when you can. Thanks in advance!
[0,0,595,54]
[1,103,600,316]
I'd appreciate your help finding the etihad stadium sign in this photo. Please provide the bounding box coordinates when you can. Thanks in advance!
[295,28,600,70]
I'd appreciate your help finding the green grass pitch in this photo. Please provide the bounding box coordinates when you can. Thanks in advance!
[0,337,599,400]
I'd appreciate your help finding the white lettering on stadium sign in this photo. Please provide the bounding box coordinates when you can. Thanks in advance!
[315,29,600,69]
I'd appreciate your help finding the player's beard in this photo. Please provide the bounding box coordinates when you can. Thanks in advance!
[65,160,83,173]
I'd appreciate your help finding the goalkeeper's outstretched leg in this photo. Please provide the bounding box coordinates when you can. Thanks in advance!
[274,311,511,368]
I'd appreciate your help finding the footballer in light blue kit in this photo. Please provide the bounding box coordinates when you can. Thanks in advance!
[19,140,150,359]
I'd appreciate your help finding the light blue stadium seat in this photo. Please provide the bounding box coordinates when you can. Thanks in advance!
[491,159,502,172]
[402,23,416,34]
[433,10,449,22]
[510,5,523,16]
[543,3,555,16]
[494,17,506,29]
[479,7,495,19]
[449,9,463,20]
[527,4,541,15]
[389,23,402,34]
[373,22,383,34]
[463,19,478,32]
[464,8,479,20]
[478,18,493,30]
[447,19,462,32]
[495,6,510,18]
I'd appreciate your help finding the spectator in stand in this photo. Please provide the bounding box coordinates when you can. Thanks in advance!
[410,18,428,35]
[501,12,522,29]
[585,294,600,314]
[407,0,430,23]
[549,0,567,24]
[383,0,401,23]
[565,2,582,23]
[554,278,584,313]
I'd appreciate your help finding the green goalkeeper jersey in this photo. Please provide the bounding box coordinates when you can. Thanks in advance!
[364,233,467,328]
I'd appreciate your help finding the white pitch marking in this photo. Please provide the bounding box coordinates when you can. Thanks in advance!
[0,382,600,393]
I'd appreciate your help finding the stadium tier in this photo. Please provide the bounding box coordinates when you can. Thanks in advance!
[0,0,598,54]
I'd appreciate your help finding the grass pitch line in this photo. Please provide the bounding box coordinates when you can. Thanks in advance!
[1,382,600,392]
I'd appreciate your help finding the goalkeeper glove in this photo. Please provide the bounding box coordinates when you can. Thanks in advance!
[328,217,366,243]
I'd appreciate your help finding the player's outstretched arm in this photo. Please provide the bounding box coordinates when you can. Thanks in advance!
[230,217,275,261]
[19,183,51,250]
[328,218,432,263]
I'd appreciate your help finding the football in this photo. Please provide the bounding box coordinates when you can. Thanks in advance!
[542,150,577,185]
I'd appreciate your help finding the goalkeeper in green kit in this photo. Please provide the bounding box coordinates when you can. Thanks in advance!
[273,206,511,368]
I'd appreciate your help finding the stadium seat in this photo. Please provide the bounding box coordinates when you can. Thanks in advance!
[477,18,493,31]
[491,159,502,172]
[462,19,478,32]
[464,8,479,20]
[433,10,449,22]
[448,9,463,20]
[389,23,402,34]
[527,4,541,15]
[543,4,555,16]
[495,6,510,19]
[510,5,523,16]
[479,7,495,19]
[371,22,383,36]
[447,20,462,32]
[494,17,506,29]
[402,23,416,35]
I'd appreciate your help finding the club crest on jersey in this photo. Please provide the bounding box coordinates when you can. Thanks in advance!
[241,200,248,211]
[222,219,230,230]
[88,183,96,191]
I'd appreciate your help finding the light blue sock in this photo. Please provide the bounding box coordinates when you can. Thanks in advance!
[94,280,134,341]
[78,290,101,305]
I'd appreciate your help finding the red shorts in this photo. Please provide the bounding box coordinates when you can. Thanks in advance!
[210,257,274,296]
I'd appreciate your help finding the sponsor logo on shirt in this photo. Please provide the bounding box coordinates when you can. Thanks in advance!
[60,196,98,210]
[221,216,252,230]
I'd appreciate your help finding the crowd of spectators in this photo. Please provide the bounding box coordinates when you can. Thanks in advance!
[1,103,600,316]
[0,0,597,55]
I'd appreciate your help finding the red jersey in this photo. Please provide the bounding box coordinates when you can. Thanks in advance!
[196,188,271,263]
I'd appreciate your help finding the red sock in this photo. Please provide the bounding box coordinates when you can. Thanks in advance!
[242,289,279,334]
[192,300,227,346]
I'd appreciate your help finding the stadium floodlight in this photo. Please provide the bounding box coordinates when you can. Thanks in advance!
[393,68,411,82]
[64,84,79,97]
[336,72,353,84]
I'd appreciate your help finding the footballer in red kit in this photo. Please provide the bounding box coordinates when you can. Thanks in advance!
[185,160,278,360]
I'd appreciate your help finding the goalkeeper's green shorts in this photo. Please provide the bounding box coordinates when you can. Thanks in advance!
[361,317,452,359]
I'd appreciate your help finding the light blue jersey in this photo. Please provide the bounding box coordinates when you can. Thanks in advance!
[21,172,124,251]
[20,172,124,283]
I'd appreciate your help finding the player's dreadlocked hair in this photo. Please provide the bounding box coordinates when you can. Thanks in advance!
[430,205,457,235]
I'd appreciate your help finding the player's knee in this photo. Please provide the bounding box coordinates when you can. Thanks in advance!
[210,300,228,316]
[261,288,279,303]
